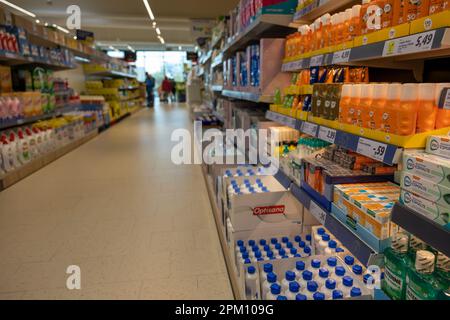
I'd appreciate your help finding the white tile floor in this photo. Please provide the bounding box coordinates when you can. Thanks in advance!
[0,103,233,300]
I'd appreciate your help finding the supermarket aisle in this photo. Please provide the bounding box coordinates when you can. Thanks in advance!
[0,103,233,300]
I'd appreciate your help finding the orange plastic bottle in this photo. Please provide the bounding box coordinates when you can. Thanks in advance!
[330,14,338,46]
[367,83,389,130]
[416,0,430,18]
[343,9,353,42]
[379,0,395,29]
[403,0,418,22]
[361,0,374,35]
[321,14,331,48]
[314,18,322,51]
[435,83,450,129]
[336,12,345,45]
[350,5,362,38]
[382,83,402,133]
[393,0,406,25]
[339,84,353,124]
[417,83,437,133]
[348,84,362,125]
[429,0,444,15]
[397,83,419,136]
[358,84,374,128]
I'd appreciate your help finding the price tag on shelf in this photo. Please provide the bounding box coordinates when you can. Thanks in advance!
[309,201,327,225]
[383,30,436,56]
[332,49,351,64]
[301,122,318,137]
[356,137,388,162]
[286,117,297,128]
[318,126,337,144]
[310,55,324,67]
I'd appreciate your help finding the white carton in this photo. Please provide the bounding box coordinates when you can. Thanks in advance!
[400,171,450,208]
[426,135,450,159]
[403,151,450,188]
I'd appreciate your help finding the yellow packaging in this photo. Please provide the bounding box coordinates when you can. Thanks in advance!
[0,65,12,93]
[364,210,391,239]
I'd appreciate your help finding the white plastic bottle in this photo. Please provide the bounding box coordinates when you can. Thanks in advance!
[326,257,338,276]
[316,268,330,289]
[270,238,279,250]
[266,283,282,300]
[262,272,278,299]
[262,263,273,280]
[303,281,319,300]
[318,234,331,255]
[299,270,313,289]
[314,227,326,245]
[293,261,306,279]
[276,248,287,259]
[285,281,301,300]
[245,266,260,300]
[323,279,337,300]
[281,271,296,293]
[310,259,322,278]
[325,240,338,255]
[340,276,354,298]
[303,246,312,257]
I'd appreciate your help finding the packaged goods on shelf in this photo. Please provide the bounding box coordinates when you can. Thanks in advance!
[401,171,450,208]
[311,226,351,257]
[402,150,450,188]
[0,65,12,93]
[427,135,450,159]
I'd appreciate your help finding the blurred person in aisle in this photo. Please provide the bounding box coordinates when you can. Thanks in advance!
[170,77,177,102]
[145,72,155,107]
[161,76,173,103]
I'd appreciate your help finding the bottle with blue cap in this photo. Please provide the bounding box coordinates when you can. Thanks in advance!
[235,240,245,256]
[286,281,301,300]
[310,259,322,278]
[306,234,312,245]
[239,252,250,265]
[332,289,344,300]
[314,227,326,244]
[288,248,298,258]
[266,283,282,300]
[265,251,275,261]
[316,267,330,288]
[277,248,287,260]
[262,272,278,299]
[304,281,319,300]
[350,287,362,298]
[318,234,331,255]
[352,264,363,276]
[293,260,306,279]
[324,278,337,299]
[327,257,337,276]
[303,246,312,257]
[344,255,355,267]
[340,276,354,297]
[262,263,273,280]
[298,240,306,249]
[245,266,260,300]
[294,235,302,243]
[335,266,346,279]
[251,251,263,263]
[277,295,288,300]
[270,238,278,250]
[313,292,326,300]
[325,240,338,255]
[259,239,267,246]
[281,271,297,293]
[299,270,313,290]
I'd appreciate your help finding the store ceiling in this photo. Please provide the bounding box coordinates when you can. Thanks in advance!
[10,0,239,50]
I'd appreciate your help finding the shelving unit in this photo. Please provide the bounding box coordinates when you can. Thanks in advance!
[222,89,274,104]
[85,70,137,79]
[294,0,359,23]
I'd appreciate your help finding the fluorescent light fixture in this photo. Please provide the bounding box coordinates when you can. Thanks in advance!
[158,36,165,44]
[44,22,49,27]
[143,0,155,20]
[35,19,40,24]
[0,0,36,18]
[56,25,69,34]
[127,45,135,52]
[178,46,182,50]
[152,22,156,27]
[109,46,115,50]
[73,36,77,40]
[156,28,161,35]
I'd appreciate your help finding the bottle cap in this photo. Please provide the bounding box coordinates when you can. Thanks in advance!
[267,272,277,283]
[271,238,278,245]
[418,83,436,101]
[299,241,306,248]
[336,248,345,253]
[275,243,282,250]
[263,263,273,273]
[353,265,363,275]
[434,84,450,104]
[344,8,352,21]
[255,251,262,259]
[338,12,345,24]
[400,84,419,101]
[343,276,354,287]
[335,266,346,277]
[326,279,337,290]
[342,84,353,97]
[242,252,249,259]
[415,250,435,274]
[321,234,330,242]
[363,274,374,285]
[296,293,307,301]
[313,292,326,300]
[286,270,296,282]
[263,245,270,252]
[244,259,251,264]
[239,247,247,253]
[328,240,337,249]
[286,242,293,249]
[386,83,402,100]
[319,268,329,279]
[282,237,289,243]
[307,281,319,293]
[296,261,306,271]
[290,248,298,255]
[237,240,244,247]
[349,287,362,297]
[372,83,389,99]
[391,232,408,253]
[270,283,281,295]
[314,18,321,29]
[248,240,256,247]
[352,5,362,18]
[436,252,450,272]
[277,295,288,300]
[345,255,355,266]
[252,245,259,252]
[327,257,338,267]
[289,281,300,293]
[267,251,274,258]
[258,239,267,246]
[317,227,326,235]
[247,266,256,275]
[294,235,302,243]
[306,235,312,242]
[302,270,313,281]
[279,248,286,257]
[304,246,312,254]
[332,290,344,300]
[311,259,321,269]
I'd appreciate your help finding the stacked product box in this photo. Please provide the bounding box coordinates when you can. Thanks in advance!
[400,136,450,230]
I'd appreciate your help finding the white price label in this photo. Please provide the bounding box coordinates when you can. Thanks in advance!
[383,30,436,56]
[286,117,297,128]
[310,55,324,67]
[356,138,388,162]
[318,126,337,144]
[332,49,351,64]
[442,88,450,110]
[309,201,327,225]
[301,122,318,137]
[282,63,291,72]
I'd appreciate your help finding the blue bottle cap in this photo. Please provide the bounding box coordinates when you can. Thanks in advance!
[294,235,302,243]
[307,281,318,293]
[336,248,345,253]
[237,240,244,247]
[286,242,293,249]
[363,274,374,285]
[270,283,281,295]
[247,266,256,274]
[244,179,250,184]
[277,295,288,300]
[266,251,274,258]
[321,234,331,242]
[306,235,312,242]
[345,255,355,266]
[244,259,251,264]
[327,257,337,267]
[267,272,277,283]
[263,263,273,273]
[262,187,269,192]
[299,241,306,248]
[296,261,305,271]
[248,187,255,193]
[325,279,336,290]
[343,276,354,287]
[252,245,260,252]
[275,243,282,250]
[335,266,346,277]
[263,245,271,252]
[311,259,321,269]
[286,271,296,282]
[332,290,344,300]
[352,265,363,275]
[257,258,264,262]
[328,240,337,249]
[259,239,267,246]
[239,247,247,253]
[248,240,256,247]
[242,252,249,259]
[304,246,312,254]
[282,237,289,243]
[350,287,362,297]
[255,251,262,259]
[225,170,232,175]
[279,249,286,256]
[290,248,298,255]
[319,268,329,279]
[317,228,326,235]
[256,178,262,184]
[302,270,313,281]
[296,293,307,301]
[294,254,302,258]
[271,238,278,245]
[289,281,300,293]
[313,292,326,300]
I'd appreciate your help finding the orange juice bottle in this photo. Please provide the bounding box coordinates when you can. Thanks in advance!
[358,84,374,128]
[382,83,402,133]
[435,83,450,129]
[416,0,430,18]
[321,14,331,48]
[309,23,316,51]
[343,9,353,42]
[337,12,346,44]
[361,0,374,35]
[403,0,418,22]
[429,0,444,14]
[379,0,395,29]
[397,83,419,135]
[417,83,437,133]
[367,83,389,130]
[350,5,362,38]
[349,84,363,125]
[393,0,406,25]
[339,84,353,124]
[330,14,338,46]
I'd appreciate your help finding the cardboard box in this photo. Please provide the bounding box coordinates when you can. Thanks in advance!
[426,135,450,160]
[0,66,12,93]
[11,14,34,32]
[401,171,450,208]
[400,190,449,230]
[403,151,450,188]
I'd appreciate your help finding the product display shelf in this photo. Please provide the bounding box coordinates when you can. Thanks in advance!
[293,0,359,23]
[0,103,81,131]
[199,51,213,66]
[266,111,402,166]
[222,89,274,104]
[0,50,75,71]
[0,129,98,191]
[223,14,295,58]
[118,86,140,91]
[201,165,242,300]
[282,27,450,78]
[211,53,224,69]
[212,110,224,123]
[391,203,450,257]
[85,70,137,79]
[210,85,223,92]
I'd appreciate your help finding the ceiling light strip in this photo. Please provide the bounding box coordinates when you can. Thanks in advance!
[0,0,36,18]
[143,0,155,20]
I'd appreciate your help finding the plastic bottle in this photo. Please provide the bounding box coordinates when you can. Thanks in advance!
[245,266,260,300]
[336,12,346,45]
[321,14,331,48]
[325,240,338,255]
[340,276,354,297]
[332,289,344,300]
[365,83,388,130]
[318,234,331,255]
[262,263,273,280]
[382,83,402,133]
[270,238,278,250]
[303,246,312,257]
[397,83,419,136]
[382,232,410,300]
[317,268,330,289]
[335,266,347,281]
[435,83,450,129]
[406,250,441,300]
[262,272,278,299]
[350,287,363,298]
[286,281,301,300]
[350,5,362,38]
[339,84,353,124]
[408,235,427,262]
[266,283,282,300]
[324,279,337,299]
[343,9,353,42]
[281,271,296,293]
[393,0,406,25]
[357,84,374,127]
[417,83,437,133]
[313,227,326,244]
[293,261,306,279]
[361,0,375,35]
[299,270,313,289]
[310,259,322,278]
[348,84,362,125]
